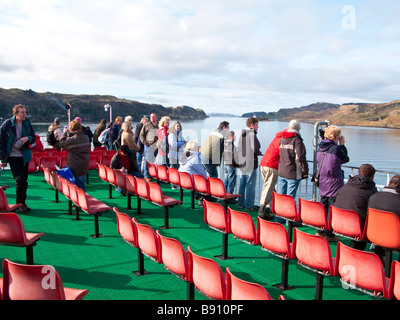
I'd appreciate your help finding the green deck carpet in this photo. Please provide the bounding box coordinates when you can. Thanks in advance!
[0,168,391,301]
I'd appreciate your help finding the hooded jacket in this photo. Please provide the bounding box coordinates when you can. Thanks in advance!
[317,139,349,197]
[237,128,262,172]
[334,175,377,224]
[277,131,308,180]
[368,187,400,218]
[179,151,207,179]
[56,130,90,178]
[260,130,287,170]
[0,116,35,164]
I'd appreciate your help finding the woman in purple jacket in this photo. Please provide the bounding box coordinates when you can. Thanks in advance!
[317,125,349,241]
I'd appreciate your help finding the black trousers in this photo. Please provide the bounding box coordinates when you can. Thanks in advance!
[8,157,29,205]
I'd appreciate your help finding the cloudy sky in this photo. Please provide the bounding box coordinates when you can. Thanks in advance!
[0,0,399,115]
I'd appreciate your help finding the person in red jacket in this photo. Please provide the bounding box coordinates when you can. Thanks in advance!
[258,129,287,220]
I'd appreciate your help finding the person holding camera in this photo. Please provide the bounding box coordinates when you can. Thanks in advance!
[316,125,349,241]
[0,105,36,212]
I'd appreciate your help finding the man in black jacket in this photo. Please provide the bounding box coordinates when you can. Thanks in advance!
[368,175,400,218]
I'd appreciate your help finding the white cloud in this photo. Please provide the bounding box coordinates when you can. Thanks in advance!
[0,0,399,115]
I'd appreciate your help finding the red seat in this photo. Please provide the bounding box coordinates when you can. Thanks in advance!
[51,151,68,164]
[105,166,117,199]
[100,154,113,167]
[0,212,44,264]
[125,174,137,211]
[204,200,231,260]
[188,246,226,300]
[90,150,104,162]
[156,230,194,300]
[58,156,68,168]
[0,188,23,212]
[328,205,364,244]
[193,174,210,198]
[39,156,57,172]
[298,198,329,231]
[389,260,400,300]
[27,158,37,173]
[148,182,183,229]
[228,208,257,245]
[179,172,195,209]
[363,208,400,277]
[43,147,58,155]
[76,188,111,238]
[208,177,240,211]
[272,191,298,241]
[335,241,389,298]
[133,218,160,276]
[257,217,293,291]
[226,268,280,300]
[135,177,150,215]
[157,165,169,183]
[114,207,142,273]
[292,228,336,300]
[32,152,48,169]
[104,150,116,156]
[97,163,107,182]
[115,170,126,191]
[59,177,74,215]
[1,259,88,300]
[168,167,182,199]
[94,146,106,153]
[147,162,158,181]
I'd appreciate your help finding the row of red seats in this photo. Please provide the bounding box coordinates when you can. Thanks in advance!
[98,164,182,229]
[273,192,400,279]
[146,162,240,210]
[28,149,116,173]
[114,207,284,300]
[203,196,400,300]
[42,165,111,239]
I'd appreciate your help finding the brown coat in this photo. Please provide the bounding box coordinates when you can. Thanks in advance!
[56,130,90,177]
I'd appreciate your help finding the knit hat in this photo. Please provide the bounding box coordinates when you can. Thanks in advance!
[288,119,301,131]
[74,117,82,123]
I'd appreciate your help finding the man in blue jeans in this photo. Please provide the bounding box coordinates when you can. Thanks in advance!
[276,120,309,222]
[237,118,262,211]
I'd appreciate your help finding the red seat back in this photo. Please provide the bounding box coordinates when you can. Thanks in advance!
[157,230,189,280]
[257,217,292,258]
[114,207,138,246]
[389,261,400,300]
[298,198,328,229]
[0,212,26,244]
[39,157,57,172]
[97,163,107,181]
[208,177,226,198]
[105,167,116,185]
[363,208,400,249]
[226,267,273,300]
[179,172,194,190]
[193,174,209,195]
[125,174,137,195]
[100,154,113,167]
[148,182,163,204]
[188,246,226,300]
[203,200,229,233]
[328,205,363,240]
[147,162,158,179]
[133,218,160,262]
[2,259,67,300]
[157,165,169,182]
[115,170,126,189]
[135,177,149,199]
[335,242,388,298]
[168,167,180,186]
[272,192,298,221]
[228,208,256,244]
[88,155,98,170]
[292,228,335,275]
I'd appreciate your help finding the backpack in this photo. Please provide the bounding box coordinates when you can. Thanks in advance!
[98,128,109,144]
[46,130,57,146]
